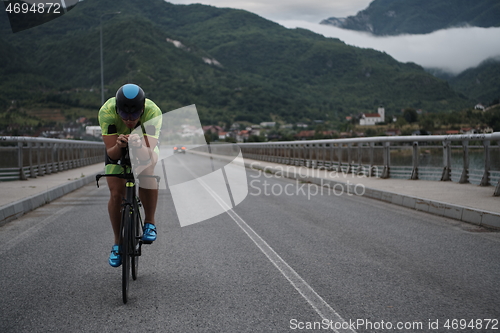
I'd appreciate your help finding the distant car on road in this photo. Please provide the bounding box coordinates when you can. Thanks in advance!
[173,146,186,154]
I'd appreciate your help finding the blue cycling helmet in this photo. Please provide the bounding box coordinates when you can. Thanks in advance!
[115,84,145,120]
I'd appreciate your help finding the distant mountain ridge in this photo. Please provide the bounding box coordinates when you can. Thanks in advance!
[0,0,471,132]
[448,57,500,104]
[321,0,500,35]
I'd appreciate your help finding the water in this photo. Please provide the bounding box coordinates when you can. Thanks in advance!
[389,147,500,184]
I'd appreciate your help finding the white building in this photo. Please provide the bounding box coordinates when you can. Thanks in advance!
[260,122,276,128]
[359,107,385,126]
[474,103,485,111]
[85,126,102,137]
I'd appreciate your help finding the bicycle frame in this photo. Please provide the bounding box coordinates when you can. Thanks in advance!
[96,146,160,303]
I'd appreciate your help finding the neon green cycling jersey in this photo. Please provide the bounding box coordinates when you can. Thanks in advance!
[98,97,162,175]
[98,97,162,138]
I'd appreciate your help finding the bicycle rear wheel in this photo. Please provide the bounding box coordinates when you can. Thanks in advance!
[121,205,132,304]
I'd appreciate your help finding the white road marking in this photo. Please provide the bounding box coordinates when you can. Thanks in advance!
[198,176,356,333]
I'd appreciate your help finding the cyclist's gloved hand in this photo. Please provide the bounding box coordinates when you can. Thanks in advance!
[116,134,129,148]
[129,134,143,148]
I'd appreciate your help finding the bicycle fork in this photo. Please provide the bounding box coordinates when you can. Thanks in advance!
[120,182,144,257]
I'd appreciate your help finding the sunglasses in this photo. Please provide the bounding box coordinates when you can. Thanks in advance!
[117,109,142,121]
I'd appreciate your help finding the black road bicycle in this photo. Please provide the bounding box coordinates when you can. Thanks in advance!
[96,146,160,303]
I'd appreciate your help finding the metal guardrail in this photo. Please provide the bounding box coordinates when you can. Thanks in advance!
[237,133,500,196]
[0,137,104,181]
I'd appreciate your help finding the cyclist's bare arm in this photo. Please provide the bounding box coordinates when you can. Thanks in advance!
[131,135,158,164]
[103,134,128,161]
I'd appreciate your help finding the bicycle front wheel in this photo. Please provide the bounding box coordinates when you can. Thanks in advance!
[121,206,132,304]
[131,203,140,281]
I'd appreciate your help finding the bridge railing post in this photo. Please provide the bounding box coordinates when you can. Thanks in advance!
[289,145,292,165]
[337,144,343,172]
[35,142,42,176]
[307,144,312,168]
[410,141,419,180]
[294,144,299,166]
[17,141,26,180]
[312,143,316,168]
[322,143,327,169]
[459,140,469,184]
[313,144,318,169]
[297,144,301,166]
[27,141,36,178]
[57,143,62,172]
[312,143,317,168]
[346,143,352,174]
[283,144,287,164]
[61,143,66,171]
[356,144,362,175]
[315,143,320,169]
[288,144,292,165]
[44,142,50,175]
[381,141,390,179]
[70,143,75,169]
[369,142,375,177]
[480,140,491,186]
[441,140,451,181]
[328,143,333,170]
[298,144,306,166]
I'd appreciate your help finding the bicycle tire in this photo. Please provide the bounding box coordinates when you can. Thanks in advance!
[121,205,132,304]
[131,200,140,281]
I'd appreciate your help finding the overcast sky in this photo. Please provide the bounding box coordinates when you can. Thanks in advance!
[168,0,500,75]
[169,0,372,22]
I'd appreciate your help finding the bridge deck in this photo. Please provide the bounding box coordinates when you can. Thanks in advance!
[0,157,499,228]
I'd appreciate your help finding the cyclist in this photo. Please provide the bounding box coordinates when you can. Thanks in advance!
[98,83,162,267]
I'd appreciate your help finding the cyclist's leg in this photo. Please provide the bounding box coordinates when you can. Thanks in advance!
[138,162,158,226]
[139,188,158,225]
[107,175,126,244]
[137,162,158,242]
[139,187,158,243]
[104,156,126,243]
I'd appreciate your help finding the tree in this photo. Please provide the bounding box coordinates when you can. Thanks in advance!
[365,128,377,137]
[419,117,435,132]
[248,134,265,142]
[485,107,500,131]
[395,117,408,129]
[403,108,418,123]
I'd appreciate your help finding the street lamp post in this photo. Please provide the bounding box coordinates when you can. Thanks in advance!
[100,11,120,105]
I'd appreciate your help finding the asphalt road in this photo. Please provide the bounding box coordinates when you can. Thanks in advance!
[1,154,499,332]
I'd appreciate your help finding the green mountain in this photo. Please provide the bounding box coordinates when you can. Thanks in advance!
[321,0,500,35]
[448,58,500,105]
[0,0,470,134]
